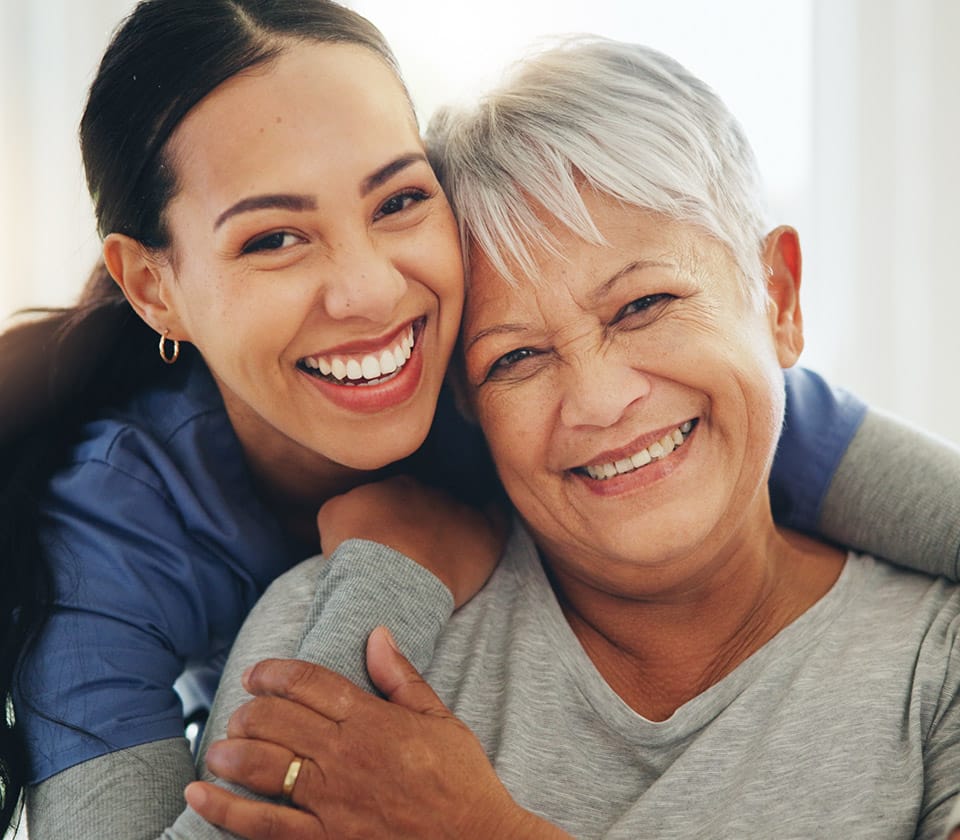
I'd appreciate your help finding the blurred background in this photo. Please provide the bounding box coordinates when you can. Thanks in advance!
[1,0,958,441]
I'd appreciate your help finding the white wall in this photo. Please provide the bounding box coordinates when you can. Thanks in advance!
[806,0,960,440]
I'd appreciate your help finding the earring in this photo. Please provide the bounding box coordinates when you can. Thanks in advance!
[159,330,180,365]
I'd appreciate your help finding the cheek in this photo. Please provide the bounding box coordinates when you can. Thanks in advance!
[399,214,464,299]
[476,386,551,478]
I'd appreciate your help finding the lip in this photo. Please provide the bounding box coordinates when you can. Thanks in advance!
[569,417,698,497]
[297,318,427,414]
[300,318,418,360]
[572,418,697,471]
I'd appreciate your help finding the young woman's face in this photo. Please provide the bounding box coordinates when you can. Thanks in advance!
[157,43,463,475]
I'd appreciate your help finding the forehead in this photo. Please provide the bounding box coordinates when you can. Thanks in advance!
[166,42,420,204]
[464,192,728,329]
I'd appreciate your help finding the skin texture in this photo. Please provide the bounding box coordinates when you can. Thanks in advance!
[103,43,464,535]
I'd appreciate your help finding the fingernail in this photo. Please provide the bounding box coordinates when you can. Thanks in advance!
[382,626,400,652]
[241,665,254,690]
[185,782,206,808]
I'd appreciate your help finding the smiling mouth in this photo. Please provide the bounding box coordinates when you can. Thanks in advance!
[297,321,419,387]
[574,419,698,480]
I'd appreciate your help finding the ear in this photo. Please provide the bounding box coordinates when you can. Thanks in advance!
[102,233,184,339]
[762,225,804,368]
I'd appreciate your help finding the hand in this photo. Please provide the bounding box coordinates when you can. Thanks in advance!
[186,628,570,840]
[317,475,508,607]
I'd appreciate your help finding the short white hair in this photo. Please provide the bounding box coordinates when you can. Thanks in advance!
[427,36,769,306]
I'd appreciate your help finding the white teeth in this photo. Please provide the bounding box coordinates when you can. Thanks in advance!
[581,420,695,481]
[303,324,416,384]
[380,349,397,374]
[360,355,380,379]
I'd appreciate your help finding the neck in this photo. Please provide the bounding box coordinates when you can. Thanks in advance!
[217,385,392,553]
[245,442,388,554]
[546,522,844,722]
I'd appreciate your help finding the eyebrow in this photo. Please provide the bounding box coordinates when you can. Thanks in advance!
[360,152,429,196]
[214,194,316,230]
[212,153,430,231]
[465,258,676,353]
[588,258,674,304]
[464,323,530,354]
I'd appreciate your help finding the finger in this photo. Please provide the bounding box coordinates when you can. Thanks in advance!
[243,658,363,720]
[205,738,305,800]
[365,626,452,717]
[227,695,337,757]
[185,781,323,840]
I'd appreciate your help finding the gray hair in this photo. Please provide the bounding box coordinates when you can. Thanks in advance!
[426,36,769,306]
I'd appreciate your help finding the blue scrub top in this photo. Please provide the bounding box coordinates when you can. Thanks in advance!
[15,358,863,783]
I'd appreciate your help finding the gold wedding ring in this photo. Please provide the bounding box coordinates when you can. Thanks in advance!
[281,755,303,800]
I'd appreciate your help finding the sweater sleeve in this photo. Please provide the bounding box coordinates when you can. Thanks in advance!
[158,540,455,839]
[25,738,194,840]
[819,408,960,581]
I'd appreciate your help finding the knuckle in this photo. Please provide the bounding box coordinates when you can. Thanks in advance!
[273,659,317,698]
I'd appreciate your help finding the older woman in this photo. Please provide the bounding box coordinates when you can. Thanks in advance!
[186,38,960,840]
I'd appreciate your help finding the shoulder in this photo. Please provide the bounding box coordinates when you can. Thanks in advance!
[61,352,237,493]
[39,354,294,644]
[827,556,960,716]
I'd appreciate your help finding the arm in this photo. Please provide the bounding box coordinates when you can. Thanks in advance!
[26,739,194,840]
[774,367,960,580]
[917,603,960,840]
[819,408,960,581]
[19,446,255,840]
[167,478,502,838]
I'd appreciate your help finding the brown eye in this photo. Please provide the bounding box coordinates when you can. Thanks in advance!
[375,189,429,219]
[242,231,298,254]
[486,347,539,380]
[615,293,673,322]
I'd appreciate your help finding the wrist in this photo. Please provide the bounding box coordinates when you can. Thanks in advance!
[468,799,573,840]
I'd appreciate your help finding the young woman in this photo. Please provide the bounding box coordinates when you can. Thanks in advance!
[3,2,958,838]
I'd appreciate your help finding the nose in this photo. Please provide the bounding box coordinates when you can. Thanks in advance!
[323,240,408,323]
[559,354,652,429]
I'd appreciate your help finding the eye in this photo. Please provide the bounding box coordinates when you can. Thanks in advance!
[241,231,301,255]
[485,347,540,381]
[374,189,430,220]
[615,293,674,323]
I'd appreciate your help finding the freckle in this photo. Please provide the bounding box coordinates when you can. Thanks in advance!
[276,116,282,124]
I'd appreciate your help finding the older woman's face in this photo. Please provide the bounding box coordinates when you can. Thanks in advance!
[461,189,803,594]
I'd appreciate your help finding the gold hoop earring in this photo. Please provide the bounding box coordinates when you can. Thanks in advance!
[159,330,180,365]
